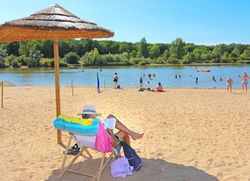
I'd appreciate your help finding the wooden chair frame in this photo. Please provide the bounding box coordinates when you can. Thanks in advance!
[58,134,114,181]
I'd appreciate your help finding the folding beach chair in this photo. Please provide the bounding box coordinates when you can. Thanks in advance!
[54,115,117,181]
[58,133,115,181]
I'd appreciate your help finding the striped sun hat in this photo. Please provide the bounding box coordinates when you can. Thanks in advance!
[78,105,101,115]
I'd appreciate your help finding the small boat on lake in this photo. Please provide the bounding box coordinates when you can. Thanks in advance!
[197,69,211,72]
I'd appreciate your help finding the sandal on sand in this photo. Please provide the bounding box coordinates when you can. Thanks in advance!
[63,143,80,155]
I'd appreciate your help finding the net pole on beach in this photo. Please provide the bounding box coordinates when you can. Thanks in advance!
[53,39,62,144]
[71,80,74,96]
[1,80,3,108]
[97,73,100,93]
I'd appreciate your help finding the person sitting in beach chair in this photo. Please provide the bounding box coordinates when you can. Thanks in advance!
[152,82,166,92]
[54,105,144,181]
[74,105,144,152]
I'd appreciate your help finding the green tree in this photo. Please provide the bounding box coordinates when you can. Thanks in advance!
[19,41,37,57]
[17,55,27,66]
[212,44,230,62]
[4,55,16,67]
[221,52,230,63]
[120,52,130,63]
[39,40,53,58]
[201,52,213,63]
[118,42,131,53]
[98,41,112,54]
[193,46,211,63]
[240,49,250,60]
[110,42,120,54]
[26,49,43,67]
[82,48,103,65]
[63,52,80,64]
[155,49,170,64]
[182,52,194,64]
[184,43,195,54]
[138,37,148,58]
[231,47,241,58]
[11,57,20,67]
[149,45,160,59]
[167,56,179,64]
[59,40,72,57]
[169,38,185,60]
[130,50,137,58]
[136,50,143,58]
[0,45,7,67]
[5,42,19,56]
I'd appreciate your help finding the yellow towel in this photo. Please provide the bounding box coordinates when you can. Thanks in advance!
[59,115,93,126]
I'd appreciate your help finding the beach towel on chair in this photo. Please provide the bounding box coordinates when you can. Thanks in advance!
[53,115,99,135]
[54,115,113,152]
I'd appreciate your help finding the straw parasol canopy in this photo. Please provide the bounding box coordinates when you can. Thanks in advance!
[0,3,114,41]
[0,4,114,143]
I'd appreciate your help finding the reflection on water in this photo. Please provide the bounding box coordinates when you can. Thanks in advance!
[0,65,249,88]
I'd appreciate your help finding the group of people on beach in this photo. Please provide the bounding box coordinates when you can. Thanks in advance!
[138,74,165,92]
[112,72,165,92]
[226,72,249,93]
[194,71,248,93]
[111,71,248,93]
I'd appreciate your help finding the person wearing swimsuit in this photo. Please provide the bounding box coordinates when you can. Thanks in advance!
[226,76,233,93]
[113,73,118,89]
[242,72,249,93]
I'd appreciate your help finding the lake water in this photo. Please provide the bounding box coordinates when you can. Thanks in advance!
[0,65,249,88]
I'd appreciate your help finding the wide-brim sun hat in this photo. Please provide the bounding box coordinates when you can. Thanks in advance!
[77,105,101,115]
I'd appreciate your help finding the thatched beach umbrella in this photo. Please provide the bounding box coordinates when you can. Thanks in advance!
[0,4,114,143]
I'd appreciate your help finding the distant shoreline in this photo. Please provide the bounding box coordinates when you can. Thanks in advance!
[2,85,243,90]
[0,62,249,70]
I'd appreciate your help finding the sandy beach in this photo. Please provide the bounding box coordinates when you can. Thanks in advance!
[0,86,249,181]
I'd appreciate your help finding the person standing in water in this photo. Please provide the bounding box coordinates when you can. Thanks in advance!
[226,76,233,93]
[139,77,143,88]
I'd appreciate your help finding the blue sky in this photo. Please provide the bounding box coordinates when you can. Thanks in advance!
[0,0,250,45]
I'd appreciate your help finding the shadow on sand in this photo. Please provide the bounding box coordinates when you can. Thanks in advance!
[46,157,218,181]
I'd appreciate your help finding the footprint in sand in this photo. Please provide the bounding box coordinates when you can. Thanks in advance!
[221,175,239,181]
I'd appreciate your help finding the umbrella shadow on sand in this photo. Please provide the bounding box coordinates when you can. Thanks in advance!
[46,157,218,181]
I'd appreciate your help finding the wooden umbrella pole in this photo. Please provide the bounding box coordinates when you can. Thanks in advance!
[1,80,3,108]
[54,39,62,144]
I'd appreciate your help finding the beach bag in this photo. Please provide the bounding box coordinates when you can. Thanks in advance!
[94,121,113,153]
[111,157,133,178]
[121,141,143,171]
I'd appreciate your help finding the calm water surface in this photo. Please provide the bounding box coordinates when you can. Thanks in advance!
[0,65,249,88]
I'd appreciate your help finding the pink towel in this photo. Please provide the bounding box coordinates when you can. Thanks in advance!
[94,121,113,153]
[111,157,134,178]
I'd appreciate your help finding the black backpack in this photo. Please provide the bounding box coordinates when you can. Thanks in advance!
[121,141,143,171]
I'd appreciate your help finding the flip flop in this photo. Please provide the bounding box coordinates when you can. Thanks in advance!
[63,144,80,155]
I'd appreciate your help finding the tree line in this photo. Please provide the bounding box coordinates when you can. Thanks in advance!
[0,37,250,68]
